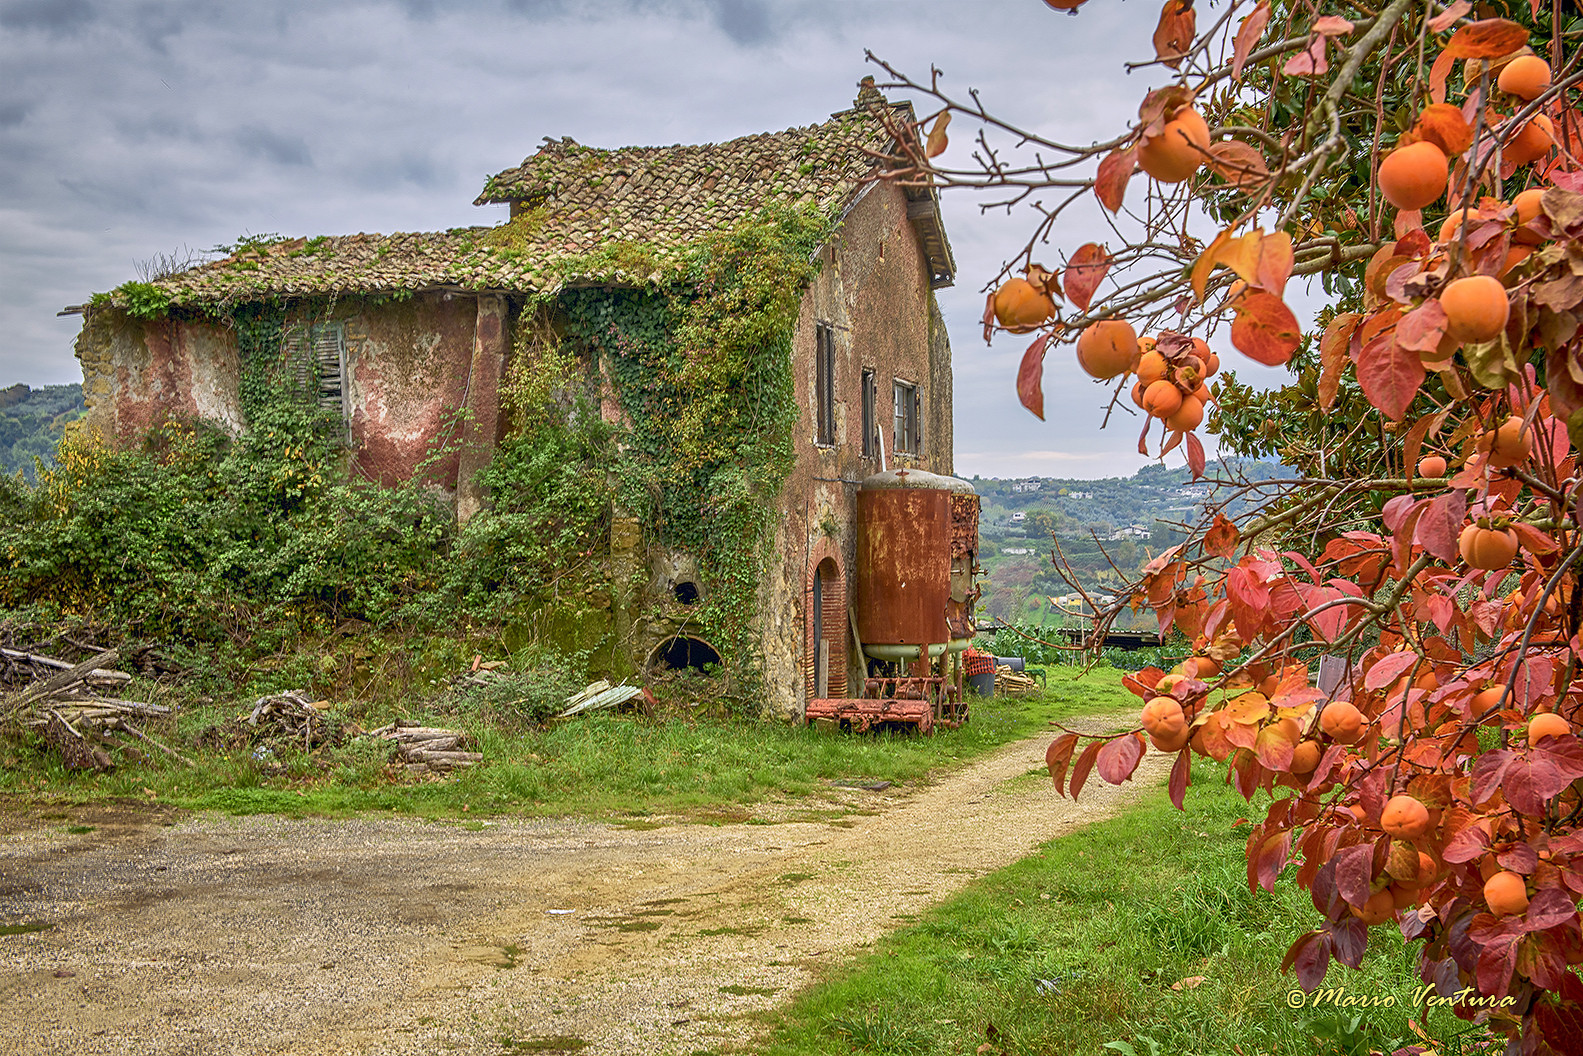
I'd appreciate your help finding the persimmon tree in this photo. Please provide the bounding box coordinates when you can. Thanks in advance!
[877,0,1583,1050]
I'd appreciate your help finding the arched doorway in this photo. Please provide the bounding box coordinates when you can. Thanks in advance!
[806,556,848,699]
[646,636,722,674]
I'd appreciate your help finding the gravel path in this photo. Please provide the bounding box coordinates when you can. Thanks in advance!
[0,721,1165,1055]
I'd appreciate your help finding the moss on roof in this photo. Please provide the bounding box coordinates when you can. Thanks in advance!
[102,104,914,310]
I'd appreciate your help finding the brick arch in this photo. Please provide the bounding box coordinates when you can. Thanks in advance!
[804,542,848,701]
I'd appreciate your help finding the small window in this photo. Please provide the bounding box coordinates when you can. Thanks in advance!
[281,322,349,440]
[893,378,922,455]
[815,322,836,446]
[861,368,877,458]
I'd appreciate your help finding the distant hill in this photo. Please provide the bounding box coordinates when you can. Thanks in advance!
[969,459,1286,626]
[1,383,86,479]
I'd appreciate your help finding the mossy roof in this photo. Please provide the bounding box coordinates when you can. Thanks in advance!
[96,103,937,310]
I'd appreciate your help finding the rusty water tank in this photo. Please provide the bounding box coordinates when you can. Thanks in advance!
[856,469,979,662]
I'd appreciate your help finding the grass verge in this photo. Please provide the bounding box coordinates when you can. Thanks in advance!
[764,759,1502,1056]
[0,667,1134,822]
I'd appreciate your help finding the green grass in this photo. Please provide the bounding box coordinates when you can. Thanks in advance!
[765,760,1502,1056]
[0,668,1135,822]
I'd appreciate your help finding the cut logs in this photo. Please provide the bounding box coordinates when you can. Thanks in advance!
[994,665,1039,694]
[369,721,481,776]
[3,645,183,772]
[246,690,337,750]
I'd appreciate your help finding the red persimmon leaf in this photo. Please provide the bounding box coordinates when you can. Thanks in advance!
[1248,830,1291,892]
[1284,36,1327,76]
[1444,823,1492,863]
[1017,333,1048,421]
[1355,330,1426,421]
[981,290,997,344]
[1064,242,1111,312]
[1096,732,1146,785]
[1472,749,1516,805]
[1329,916,1369,968]
[1429,47,1457,105]
[1095,146,1136,213]
[1232,1,1270,80]
[1381,494,1422,534]
[1230,290,1302,366]
[1415,491,1468,563]
[1476,935,1518,998]
[1168,747,1191,809]
[1185,431,1206,479]
[1511,521,1559,554]
[1501,754,1576,816]
[1365,650,1418,691]
[1427,0,1470,33]
[1046,732,1079,792]
[1397,299,1449,354]
[1204,512,1239,559]
[925,112,950,158]
[1319,312,1362,410]
[1152,0,1196,68]
[1121,666,1165,699]
[1442,19,1530,60]
[1335,841,1377,909]
[1069,738,1103,799]
[1527,887,1580,931]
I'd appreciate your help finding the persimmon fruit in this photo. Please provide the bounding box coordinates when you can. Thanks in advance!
[1352,888,1396,925]
[1166,395,1204,432]
[1504,114,1554,166]
[1076,319,1138,380]
[1136,350,1168,385]
[1290,739,1322,775]
[1484,870,1530,916]
[1417,455,1447,478]
[1477,415,1532,467]
[1141,695,1187,740]
[993,277,1054,332]
[1529,712,1572,745]
[1378,141,1449,211]
[1459,524,1518,570]
[1382,795,1432,839]
[1138,108,1210,183]
[1320,701,1366,744]
[1499,55,1552,101]
[1142,379,1184,419]
[1441,275,1509,344]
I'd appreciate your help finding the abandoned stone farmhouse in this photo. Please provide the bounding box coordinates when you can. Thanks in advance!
[68,84,959,719]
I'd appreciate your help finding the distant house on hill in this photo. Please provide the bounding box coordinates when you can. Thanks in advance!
[63,81,957,720]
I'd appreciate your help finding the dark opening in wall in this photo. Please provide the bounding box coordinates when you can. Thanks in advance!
[673,581,700,605]
[649,636,721,673]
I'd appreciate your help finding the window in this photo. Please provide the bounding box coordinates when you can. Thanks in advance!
[893,378,921,455]
[281,321,349,439]
[861,368,877,458]
[815,322,836,446]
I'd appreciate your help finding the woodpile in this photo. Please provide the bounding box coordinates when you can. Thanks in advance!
[245,690,337,750]
[1,646,184,772]
[994,665,1040,694]
[369,721,481,776]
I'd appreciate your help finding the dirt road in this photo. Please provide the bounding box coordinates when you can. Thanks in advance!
[0,725,1165,1055]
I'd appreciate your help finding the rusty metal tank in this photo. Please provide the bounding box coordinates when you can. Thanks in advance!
[856,469,980,662]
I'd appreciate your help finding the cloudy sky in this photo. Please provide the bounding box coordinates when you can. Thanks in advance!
[0,0,1291,478]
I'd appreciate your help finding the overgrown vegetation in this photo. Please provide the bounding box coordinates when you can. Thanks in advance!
[767,762,1500,1056]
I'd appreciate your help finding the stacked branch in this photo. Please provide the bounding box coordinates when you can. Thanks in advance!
[1,647,188,771]
[369,721,481,776]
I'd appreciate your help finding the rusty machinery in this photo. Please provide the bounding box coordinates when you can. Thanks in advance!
[805,468,981,735]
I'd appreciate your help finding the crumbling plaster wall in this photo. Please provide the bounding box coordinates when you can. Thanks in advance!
[76,293,499,500]
[76,310,246,439]
[758,180,955,720]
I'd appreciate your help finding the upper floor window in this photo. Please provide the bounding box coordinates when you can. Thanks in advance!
[815,322,836,446]
[861,368,877,458]
[894,378,921,455]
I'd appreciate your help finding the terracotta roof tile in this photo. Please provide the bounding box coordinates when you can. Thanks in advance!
[106,103,942,309]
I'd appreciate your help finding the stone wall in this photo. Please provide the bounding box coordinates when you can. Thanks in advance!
[758,180,956,720]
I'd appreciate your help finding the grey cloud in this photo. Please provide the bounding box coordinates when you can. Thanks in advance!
[704,0,772,45]
[0,100,30,127]
[0,0,94,33]
[233,125,312,167]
